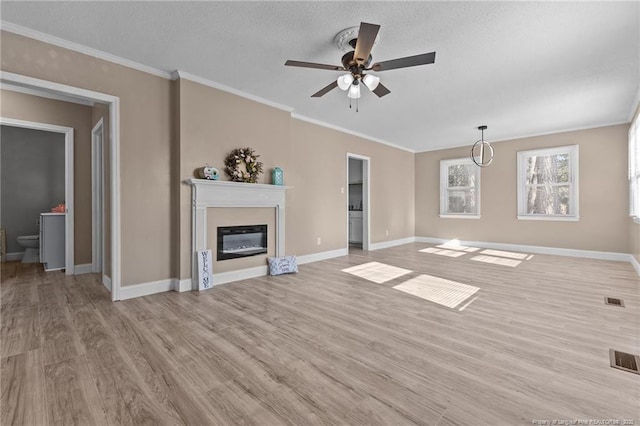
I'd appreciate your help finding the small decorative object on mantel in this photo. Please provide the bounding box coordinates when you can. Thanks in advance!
[224,147,264,183]
[196,165,220,180]
[272,167,284,185]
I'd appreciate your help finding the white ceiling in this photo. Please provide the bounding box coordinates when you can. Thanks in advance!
[2,1,638,152]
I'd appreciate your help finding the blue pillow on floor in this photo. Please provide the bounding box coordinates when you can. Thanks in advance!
[268,256,298,276]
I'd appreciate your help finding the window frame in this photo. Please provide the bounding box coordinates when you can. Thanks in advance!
[517,144,579,221]
[439,157,481,219]
[630,113,640,223]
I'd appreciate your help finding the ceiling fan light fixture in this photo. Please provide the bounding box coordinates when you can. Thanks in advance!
[362,74,380,91]
[347,82,361,99]
[337,73,354,91]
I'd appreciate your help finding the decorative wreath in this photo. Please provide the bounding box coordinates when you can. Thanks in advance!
[224,147,264,183]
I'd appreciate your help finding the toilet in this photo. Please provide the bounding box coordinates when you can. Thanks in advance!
[16,235,39,263]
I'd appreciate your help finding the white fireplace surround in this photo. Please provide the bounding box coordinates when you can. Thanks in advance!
[186,178,290,290]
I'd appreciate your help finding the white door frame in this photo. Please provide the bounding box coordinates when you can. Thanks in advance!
[0,117,75,275]
[1,71,122,301]
[346,153,371,251]
[91,118,105,274]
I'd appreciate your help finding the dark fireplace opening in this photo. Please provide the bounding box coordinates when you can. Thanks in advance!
[217,225,267,261]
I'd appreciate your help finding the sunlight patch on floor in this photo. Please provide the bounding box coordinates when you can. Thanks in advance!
[480,249,529,260]
[470,255,522,267]
[457,295,479,311]
[419,247,466,258]
[393,274,479,309]
[435,243,481,252]
[342,262,413,284]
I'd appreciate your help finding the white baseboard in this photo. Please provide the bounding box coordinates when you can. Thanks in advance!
[415,236,631,262]
[203,249,348,289]
[168,249,348,295]
[102,274,112,291]
[297,248,348,264]
[74,263,93,275]
[631,255,640,276]
[5,252,24,261]
[369,237,416,251]
[212,266,269,287]
[119,278,174,301]
[174,278,193,292]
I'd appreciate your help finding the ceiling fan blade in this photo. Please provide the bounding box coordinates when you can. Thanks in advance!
[371,52,436,72]
[285,60,345,71]
[372,82,391,98]
[353,22,380,65]
[311,81,339,97]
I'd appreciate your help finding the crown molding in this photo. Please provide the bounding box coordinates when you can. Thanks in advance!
[291,113,415,154]
[1,21,173,80]
[172,70,294,113]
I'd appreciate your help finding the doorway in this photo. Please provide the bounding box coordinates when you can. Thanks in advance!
[1,71,122,300]
[0,118,75,274]
[346,153,370,251]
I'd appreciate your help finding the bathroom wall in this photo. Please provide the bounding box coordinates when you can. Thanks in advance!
[0,125,65,254]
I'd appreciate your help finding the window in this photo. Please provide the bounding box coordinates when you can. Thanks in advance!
[440,158,480,218]
[517,145,578,221]
[630,113,640,220]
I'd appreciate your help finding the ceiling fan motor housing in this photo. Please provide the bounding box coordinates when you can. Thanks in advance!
[341,50,372,76]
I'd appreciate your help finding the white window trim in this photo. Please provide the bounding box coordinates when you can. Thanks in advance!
[629,112,640,221]
[517,145,579,221]
[440,157,481,218]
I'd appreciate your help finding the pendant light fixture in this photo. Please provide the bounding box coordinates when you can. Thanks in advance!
[471,125,494,167]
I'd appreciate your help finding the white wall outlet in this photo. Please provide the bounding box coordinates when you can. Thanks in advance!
[385,229,389,237]
[340,187,344,194]
[316,237,321,245]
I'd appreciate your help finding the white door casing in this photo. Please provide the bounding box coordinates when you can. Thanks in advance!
[91,118,105,274]
[346,153,370,251]
[1,71,122,301]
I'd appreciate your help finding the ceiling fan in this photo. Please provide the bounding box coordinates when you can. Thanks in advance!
[285,22,436,100]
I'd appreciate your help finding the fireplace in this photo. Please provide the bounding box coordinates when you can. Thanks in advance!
[217,225,267,261]
[187,179,289,291]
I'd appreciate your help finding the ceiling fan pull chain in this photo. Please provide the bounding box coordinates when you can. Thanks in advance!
[356,97,359,112]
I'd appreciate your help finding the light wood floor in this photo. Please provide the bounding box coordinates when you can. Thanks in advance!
[1,243,639,425]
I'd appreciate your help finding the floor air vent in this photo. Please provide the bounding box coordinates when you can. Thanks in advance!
[609,349,640,375]
[604,297,624,307]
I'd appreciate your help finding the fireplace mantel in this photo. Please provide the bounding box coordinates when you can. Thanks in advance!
[186,179,291,290]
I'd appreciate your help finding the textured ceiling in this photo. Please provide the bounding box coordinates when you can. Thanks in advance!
[1,1,639,152]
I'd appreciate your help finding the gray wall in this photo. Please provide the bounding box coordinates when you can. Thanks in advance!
[1,125,65,254]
